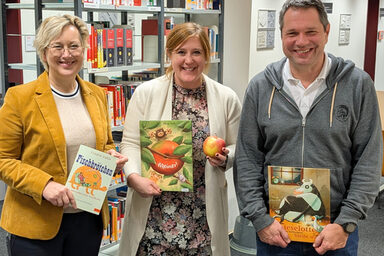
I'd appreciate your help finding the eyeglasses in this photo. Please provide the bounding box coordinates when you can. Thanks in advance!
[47,43,83,57]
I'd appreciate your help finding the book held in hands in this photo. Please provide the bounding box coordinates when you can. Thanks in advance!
[65,145,116,215]
[139,120,193,192]
[268,166,330,243]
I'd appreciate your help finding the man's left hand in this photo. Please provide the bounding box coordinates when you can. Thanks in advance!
[313,223,349,255]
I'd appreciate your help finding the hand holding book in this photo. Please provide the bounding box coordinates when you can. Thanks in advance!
[107,149,128,175]
[257,219,291,248]
[127,173,161,198]
[43,180,77,209]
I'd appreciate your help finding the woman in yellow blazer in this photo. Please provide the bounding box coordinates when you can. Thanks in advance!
[0,15,127,256]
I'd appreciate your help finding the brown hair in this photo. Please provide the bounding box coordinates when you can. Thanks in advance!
[165,22,211,78]
[279,0,329,31]
[34,14,89,71]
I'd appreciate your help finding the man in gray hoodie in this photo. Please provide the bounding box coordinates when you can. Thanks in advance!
[234,0,382,255]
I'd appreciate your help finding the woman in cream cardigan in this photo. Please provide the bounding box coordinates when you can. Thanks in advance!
[119,22,241,256]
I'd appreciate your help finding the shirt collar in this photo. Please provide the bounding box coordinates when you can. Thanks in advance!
[283,52,332,85]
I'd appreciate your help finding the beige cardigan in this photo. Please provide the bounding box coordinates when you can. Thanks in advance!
[118,74,241,256]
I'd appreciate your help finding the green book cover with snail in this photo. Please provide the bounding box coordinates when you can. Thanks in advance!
[140,120,193,192]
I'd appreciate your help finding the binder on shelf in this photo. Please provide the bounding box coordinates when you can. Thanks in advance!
[116,28,125,66]
[113,25,134,66]
[107,29,116,67]
[125,28,133,65]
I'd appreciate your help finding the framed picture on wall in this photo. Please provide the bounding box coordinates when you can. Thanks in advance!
[339,14,351,45]
[257,9,276,49]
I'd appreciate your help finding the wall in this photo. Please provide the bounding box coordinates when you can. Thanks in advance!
[222,0,252,232]
[248,0,368,85]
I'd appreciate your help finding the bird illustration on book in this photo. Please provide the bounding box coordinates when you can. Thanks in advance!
[69,166,107,196]
[273,179,325,232]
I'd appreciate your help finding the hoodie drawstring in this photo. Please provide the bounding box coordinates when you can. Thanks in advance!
[268,87,276,119]
[268,82,338,127]
[330,82,338,127]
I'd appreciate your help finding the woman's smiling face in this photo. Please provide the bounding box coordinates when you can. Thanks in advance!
[43,25,84,81]
[169,36,206,89]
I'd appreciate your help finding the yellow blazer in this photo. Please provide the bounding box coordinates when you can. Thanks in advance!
[0,71,115,239]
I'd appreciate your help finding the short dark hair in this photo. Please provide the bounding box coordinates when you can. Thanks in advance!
[279,0,329,31]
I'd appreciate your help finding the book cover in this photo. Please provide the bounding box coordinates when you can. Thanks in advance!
[65,145,116,215]
[268,166,330,243]
[139,120,193,192]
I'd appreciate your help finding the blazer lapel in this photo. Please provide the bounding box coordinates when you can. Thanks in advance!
[34,72,67,173]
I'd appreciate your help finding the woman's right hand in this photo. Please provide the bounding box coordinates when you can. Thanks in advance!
[127,173,161,197]
[42,180,77,209]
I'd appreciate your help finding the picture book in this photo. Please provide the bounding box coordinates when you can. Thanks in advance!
[268,166,330,243]
[139,120,193,192]
[65,145,116,215]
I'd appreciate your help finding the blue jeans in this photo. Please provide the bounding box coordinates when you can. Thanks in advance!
[256,228,358,256]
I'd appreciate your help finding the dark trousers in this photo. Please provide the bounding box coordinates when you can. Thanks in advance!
[7,211,103,256]
[256,228,359,256]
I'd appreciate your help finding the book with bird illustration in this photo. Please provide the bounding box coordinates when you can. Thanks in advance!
[65,145,117,215]
[268,166,330,243]
[139,120,193,192]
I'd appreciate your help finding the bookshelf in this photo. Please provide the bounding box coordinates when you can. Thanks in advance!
[0,0,224,250]
[0,0,224,106]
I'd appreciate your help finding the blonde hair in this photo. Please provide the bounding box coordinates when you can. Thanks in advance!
[34,14,89,71]
[165,22,211,78]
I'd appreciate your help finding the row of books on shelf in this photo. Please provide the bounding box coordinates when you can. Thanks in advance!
[84,0,157,7]
[141,16,219,62]
[169,0,219,10]
[86,24,133,69]
[101,193,126,246]
[100,81,142,127]
[83,0,220,10]
[85,16,219,69]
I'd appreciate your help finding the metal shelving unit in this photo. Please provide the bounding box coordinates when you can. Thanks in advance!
[0,0,224,252]
[0,0,224,102]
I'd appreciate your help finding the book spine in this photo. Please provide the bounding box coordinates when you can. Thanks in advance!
[107,29,116,67]
[93,26,98,68]
[115,28,125,66]
[125,28,133,66]
[102,29,107,68]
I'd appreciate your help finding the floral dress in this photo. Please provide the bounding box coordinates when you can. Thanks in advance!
[137,81,212,256]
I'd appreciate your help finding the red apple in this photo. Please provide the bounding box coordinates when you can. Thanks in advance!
[203,136,226,158]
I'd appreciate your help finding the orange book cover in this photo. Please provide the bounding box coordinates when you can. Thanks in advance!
[268,166,330,243]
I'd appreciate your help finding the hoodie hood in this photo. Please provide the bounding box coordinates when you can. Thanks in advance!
[264,53,355,90]
[264,53,356,126]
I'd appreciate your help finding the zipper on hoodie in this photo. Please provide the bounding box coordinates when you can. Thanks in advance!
[301,118,306,167]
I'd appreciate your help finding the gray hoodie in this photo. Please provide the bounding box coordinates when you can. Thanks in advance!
[234,54,383,232]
